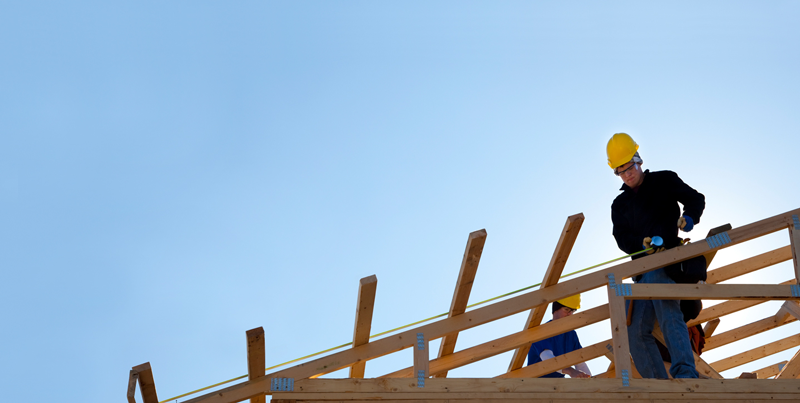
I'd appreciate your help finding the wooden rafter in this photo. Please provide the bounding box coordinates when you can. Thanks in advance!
[706,305,798,350]
[350,275,378,378]
[434,229,486,378]
[754,360,788,379]
[507,213,584,372]
[776,348,800,379]
[710,333,800,372]
[131,362,159,403]
[246,327,266,403]
[703,318,720,338]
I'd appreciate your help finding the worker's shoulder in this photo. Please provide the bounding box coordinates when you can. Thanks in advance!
[647,169,680,179]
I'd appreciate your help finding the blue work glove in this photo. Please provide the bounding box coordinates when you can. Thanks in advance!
[678,215,694,232]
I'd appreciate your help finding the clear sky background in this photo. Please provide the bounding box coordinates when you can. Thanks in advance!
[1,1,799,402]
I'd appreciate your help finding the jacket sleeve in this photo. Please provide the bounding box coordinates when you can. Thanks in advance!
[664,171,705,224]
[612,201,643,256]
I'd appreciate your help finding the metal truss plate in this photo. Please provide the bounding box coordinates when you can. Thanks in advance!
[706,232,732,249]
[271,377,294,392]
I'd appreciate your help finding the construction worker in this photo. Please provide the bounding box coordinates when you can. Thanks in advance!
[526,295,592,378]
[607,132,705,379]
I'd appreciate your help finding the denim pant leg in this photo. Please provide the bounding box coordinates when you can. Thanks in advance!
[627,298,669,379]
[645,269,699,379]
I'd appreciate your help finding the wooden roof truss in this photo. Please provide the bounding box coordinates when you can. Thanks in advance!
[128,208,800,403]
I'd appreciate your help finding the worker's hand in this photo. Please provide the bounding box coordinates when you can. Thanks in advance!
[564,367,591,378]
[678,215,694,232]
[644,237,666,254]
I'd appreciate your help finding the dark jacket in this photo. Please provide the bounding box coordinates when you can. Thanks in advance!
[611,170,705,257]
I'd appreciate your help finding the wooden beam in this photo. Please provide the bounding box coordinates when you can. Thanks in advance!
[499,340,607,378]
[625,283,800,300]
[706,245,792,284]
[706,306,798,350]
[710,333,800,372]
[381,305,609,378]
[507,214,584,372]
[267,377,800,394]
[435,229,486,378]
[781,300,800,321]
[754,361,788,379]
[131,362,159,403]
[127,370,139,403]
[414,333,429,386]
[790,216,800,282]
[703,318,720,338]
[246,327,266,403]
[182,208,800,403]
[607,276,632,381]
[350,275,378,379]
[776,347,800,379]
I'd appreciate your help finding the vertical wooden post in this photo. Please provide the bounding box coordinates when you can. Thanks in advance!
[247,327,266,403]
[508,213,584,372]
[436,229,487,378]
[127,370,139,403]
[790,215,800,283]
[413,333,429,388]
[350,275,378,378]
[131,362,159,403]
[606,275,632,384]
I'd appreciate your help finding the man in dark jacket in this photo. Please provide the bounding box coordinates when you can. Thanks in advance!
[607,132,704,379]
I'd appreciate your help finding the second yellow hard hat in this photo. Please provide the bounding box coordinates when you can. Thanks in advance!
[557,294,581,310]
[607,133,639,169]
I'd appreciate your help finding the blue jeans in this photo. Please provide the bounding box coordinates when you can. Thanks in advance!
[627,268,699,379]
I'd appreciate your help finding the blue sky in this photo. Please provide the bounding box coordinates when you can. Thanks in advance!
[1,1,799,402]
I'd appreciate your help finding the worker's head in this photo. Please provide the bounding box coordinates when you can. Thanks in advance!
[553,294,580,319]
[607,133,645,188]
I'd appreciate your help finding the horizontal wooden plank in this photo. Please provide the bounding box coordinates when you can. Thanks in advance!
[283,378,800,394]
[273,392,800,401]
[627,283,800,300]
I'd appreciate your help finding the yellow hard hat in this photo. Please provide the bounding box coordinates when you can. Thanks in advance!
[557,294,581,310]
[606,133,639,169]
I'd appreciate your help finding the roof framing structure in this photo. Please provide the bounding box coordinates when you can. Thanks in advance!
[128,208,800,403]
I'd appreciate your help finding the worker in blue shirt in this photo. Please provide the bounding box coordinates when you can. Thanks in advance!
[527,294,591,378]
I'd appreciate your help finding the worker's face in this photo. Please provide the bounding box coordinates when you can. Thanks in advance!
[615,161,644,188]
[553,306,576,320]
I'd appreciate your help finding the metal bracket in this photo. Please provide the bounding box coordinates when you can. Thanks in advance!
[271,378,294,392]
[621,369,630,387]
[706,231,732,249]
[793,215,800,230]
[792,285,800,298]
[417,370,426,388]
[608,273,617,287]
[608,274,631,296]
[416,333,425,350]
